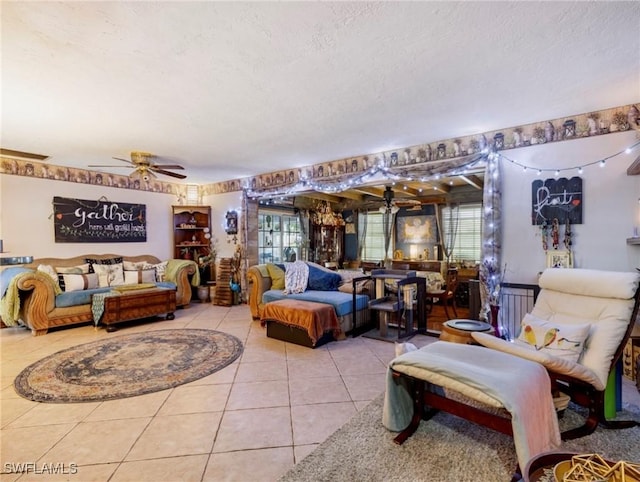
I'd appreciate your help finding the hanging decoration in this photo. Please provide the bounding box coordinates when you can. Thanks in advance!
[564,218,572,251]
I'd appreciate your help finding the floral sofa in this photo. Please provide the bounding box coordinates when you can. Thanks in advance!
[0,254,198,335]
[247,261,372,335]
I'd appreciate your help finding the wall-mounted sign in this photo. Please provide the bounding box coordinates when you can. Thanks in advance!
[531,177,582,225]
[225,210,238,235]
[53,197,146,243]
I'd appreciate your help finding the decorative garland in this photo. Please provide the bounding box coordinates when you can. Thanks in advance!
[1,104,637,203]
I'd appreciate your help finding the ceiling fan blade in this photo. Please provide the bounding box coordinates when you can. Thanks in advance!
[151,168,187,179]
[150,164,184,170]
[113,157,136,166]
[88,164,132,168]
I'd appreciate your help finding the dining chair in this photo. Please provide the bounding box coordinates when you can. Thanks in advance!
[427,267,459,319]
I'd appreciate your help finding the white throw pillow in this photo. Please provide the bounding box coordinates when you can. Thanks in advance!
[55,264,91,291]
[517,313,590,363]
[93,263,125,287]
[37,264,60,289]
[124,268,157,284]
[60,273,99,292]
[123,260,148,271]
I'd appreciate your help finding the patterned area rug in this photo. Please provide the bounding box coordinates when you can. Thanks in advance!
[14,329,243,403]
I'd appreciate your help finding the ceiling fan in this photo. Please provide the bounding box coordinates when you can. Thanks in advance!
[89,151,187,180]
[377,185,422,213]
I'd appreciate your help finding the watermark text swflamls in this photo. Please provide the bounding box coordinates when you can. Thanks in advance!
[3,462,78,475]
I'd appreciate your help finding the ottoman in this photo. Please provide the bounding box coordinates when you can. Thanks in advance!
[260,299,344,348]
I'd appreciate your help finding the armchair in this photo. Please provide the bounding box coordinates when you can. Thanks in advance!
[383,268,639,474]
[472,268,640,439]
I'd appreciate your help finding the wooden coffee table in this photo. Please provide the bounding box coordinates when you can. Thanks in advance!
[100,287,176,332]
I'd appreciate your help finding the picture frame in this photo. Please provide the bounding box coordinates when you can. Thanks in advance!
[546,250,573,269]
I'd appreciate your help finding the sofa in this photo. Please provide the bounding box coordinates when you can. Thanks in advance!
[247,262,372,335]
[0,254,198,335]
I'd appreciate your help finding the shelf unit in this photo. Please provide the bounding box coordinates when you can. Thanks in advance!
[172,205,212,260]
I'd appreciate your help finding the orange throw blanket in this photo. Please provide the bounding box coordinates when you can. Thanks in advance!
[261,299,343,346]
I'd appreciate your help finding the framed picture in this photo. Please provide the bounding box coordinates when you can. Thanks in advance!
[546,250,573,269]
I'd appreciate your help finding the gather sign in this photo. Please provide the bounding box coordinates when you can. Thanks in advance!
[53,197,147,243]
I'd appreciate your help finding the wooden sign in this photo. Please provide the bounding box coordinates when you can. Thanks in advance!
[531,177,583,225]
[53,197,146,243]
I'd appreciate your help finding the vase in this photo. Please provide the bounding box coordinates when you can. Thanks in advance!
[489,304,500,334]
[197,285,210,303]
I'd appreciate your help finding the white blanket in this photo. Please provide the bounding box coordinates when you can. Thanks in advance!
[283,260,308,294]
[383,341,561,470]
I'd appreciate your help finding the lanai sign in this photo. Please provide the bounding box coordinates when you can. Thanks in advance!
[53,197,146,243]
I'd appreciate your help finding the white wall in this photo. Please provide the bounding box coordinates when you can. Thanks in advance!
[203,190,244,260]
[0,175,178,260]
[3,130,639,279]
[502,130,640,284]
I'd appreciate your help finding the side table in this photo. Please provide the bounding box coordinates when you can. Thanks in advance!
[439,319,493,344]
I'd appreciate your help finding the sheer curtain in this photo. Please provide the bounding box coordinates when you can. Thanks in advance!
[296,209,310,261]
[382,206,398,266]
[440,204,459,265]
[356,209,368,261]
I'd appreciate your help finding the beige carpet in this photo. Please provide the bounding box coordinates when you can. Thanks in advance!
[280,395,640,482]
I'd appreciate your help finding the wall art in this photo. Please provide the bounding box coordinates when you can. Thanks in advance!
[531,176,582,225]
[53,197,146,243]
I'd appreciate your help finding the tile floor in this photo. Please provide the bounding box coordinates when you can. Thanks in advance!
[1,302,639,482]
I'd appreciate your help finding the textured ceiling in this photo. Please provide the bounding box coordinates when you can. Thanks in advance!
[2,2,639,185]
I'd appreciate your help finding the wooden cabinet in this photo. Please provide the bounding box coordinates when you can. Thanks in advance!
[172,206,212,260]
[310,224,344,267]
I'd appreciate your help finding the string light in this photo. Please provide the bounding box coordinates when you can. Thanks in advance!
[498,140,639,175]
[247,139,639,201]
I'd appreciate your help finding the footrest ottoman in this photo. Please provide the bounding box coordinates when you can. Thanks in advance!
[260,299,343,348]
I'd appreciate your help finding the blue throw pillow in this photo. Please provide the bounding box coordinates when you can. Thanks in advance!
[307,264,342,291]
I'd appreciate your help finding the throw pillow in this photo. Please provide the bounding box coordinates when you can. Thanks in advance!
[266,263,285,290]
[55,264,90,291]
[338,278,373,295]
[92,263,125,287]
[60,273,99,292]
[85,257,124,273]
[516,313,591,363]
[37,264,60,289]
[124,268,157,284]
[123,260,148,271]
[307,263,342,291]
[143,261,168,282]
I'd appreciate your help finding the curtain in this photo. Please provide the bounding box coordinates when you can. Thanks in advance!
[382,208,397,266]
[240,190,249,304]
[441,204,459,265]
[356,209,367,260]
[296,209,310,261]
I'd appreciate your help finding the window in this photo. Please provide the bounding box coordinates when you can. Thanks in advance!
[358,211,386,261]
[258,211,301,264]
[441,203,482,262]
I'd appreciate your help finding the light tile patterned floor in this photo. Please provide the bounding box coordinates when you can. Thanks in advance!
[1,302,639,481]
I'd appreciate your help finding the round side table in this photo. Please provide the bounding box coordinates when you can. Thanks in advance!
[439,319,493,344]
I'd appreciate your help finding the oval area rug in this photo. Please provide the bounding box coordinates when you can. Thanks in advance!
[14,329,243,403]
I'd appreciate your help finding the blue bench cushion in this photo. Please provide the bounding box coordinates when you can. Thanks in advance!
[262,289,369,317]
[56,287,112,308]
[55,281,177,308]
